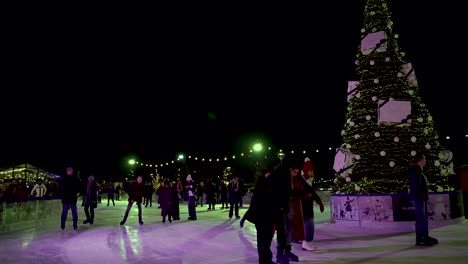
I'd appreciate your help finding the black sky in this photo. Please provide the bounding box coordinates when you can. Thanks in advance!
[2,1,466,177]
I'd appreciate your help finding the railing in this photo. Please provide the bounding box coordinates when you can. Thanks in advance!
[0,197,63,232]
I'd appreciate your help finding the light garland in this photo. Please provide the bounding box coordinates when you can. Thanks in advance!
[133,146,336,168]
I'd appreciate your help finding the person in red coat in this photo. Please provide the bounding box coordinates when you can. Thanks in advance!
[120,175,145,225]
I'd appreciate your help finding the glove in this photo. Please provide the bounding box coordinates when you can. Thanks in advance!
[319,202,324,213]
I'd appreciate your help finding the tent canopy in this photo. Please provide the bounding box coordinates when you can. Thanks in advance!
[0,164,61,183]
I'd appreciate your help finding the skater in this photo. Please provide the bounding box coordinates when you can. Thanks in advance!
[107,182,115,206]
[158,179,174,223]
[120,175,145,225]
[82,175,99,225]
[59,166,80,230]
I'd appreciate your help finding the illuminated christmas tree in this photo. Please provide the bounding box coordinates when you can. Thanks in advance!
[332,0,452,194]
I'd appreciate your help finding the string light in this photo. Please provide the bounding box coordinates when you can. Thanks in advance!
[134,146,336,168]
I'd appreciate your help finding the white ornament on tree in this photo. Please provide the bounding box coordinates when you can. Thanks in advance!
[397,72,403,77]
[408,90,414,95]
[374,78,379,84]
[385,57,390,62]
[361,28,365,33]
[411,136,417,142]
[374,132,380,137]
[366,115,371,120]
[341,130,345,136]
[389,161,395,167]
[411,150,417,156]
[349,122,355,126]
[370,60,375,65]
[355,155,361,160]
[354,184,361,191]
[425,143,431,149]
[356,93,361,98]
[346,177,351,182]
[380,151,386,156]
[354,134,360,139]
[346,144,351,149]
[394,34,399,38]
[434,160,441,167]
[394,137,399,142]
[372,96,377,101]
[417,117,424,122]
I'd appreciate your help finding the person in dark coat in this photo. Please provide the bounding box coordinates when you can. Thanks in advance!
[107,183,115,206]
[204,178,217,210]
[195,181,205,207]
[170,179,181,221]
[249,168,277,264]
[144,182,154,207]
[158,179,175,223]
[120,175,145,225]
[273,161,301,263]
[228,177,240,219]
[300,158,324,251]
[60,166,81,230]
[82,175,99,225]
[409,153,438,246]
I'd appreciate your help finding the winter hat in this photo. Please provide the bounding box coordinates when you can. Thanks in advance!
[303,157,315,175]
[186,174,192,181]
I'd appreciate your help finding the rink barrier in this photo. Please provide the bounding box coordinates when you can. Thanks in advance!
[0,198,63,232]
[0,191,330,232]
[0,193,130,232]
[330,191,465,229]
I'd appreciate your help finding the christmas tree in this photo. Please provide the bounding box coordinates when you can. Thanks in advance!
[332,0,452,194]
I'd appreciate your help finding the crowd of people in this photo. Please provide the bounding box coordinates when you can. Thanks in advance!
[3,152,435,264]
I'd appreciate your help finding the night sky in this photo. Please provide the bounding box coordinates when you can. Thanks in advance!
[2,1,466,178]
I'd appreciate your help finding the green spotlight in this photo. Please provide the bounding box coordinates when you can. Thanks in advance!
[253,143,262,152]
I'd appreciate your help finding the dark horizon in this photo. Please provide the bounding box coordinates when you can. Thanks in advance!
[1,1,466,179]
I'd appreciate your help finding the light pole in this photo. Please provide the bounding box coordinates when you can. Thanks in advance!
[128,159,135,178]
[277,151,285,164]
[252,142,264,183]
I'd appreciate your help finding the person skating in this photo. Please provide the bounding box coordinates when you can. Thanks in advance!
[82,175,99,225]
[120,175,145,225]
[59,166,80,230]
